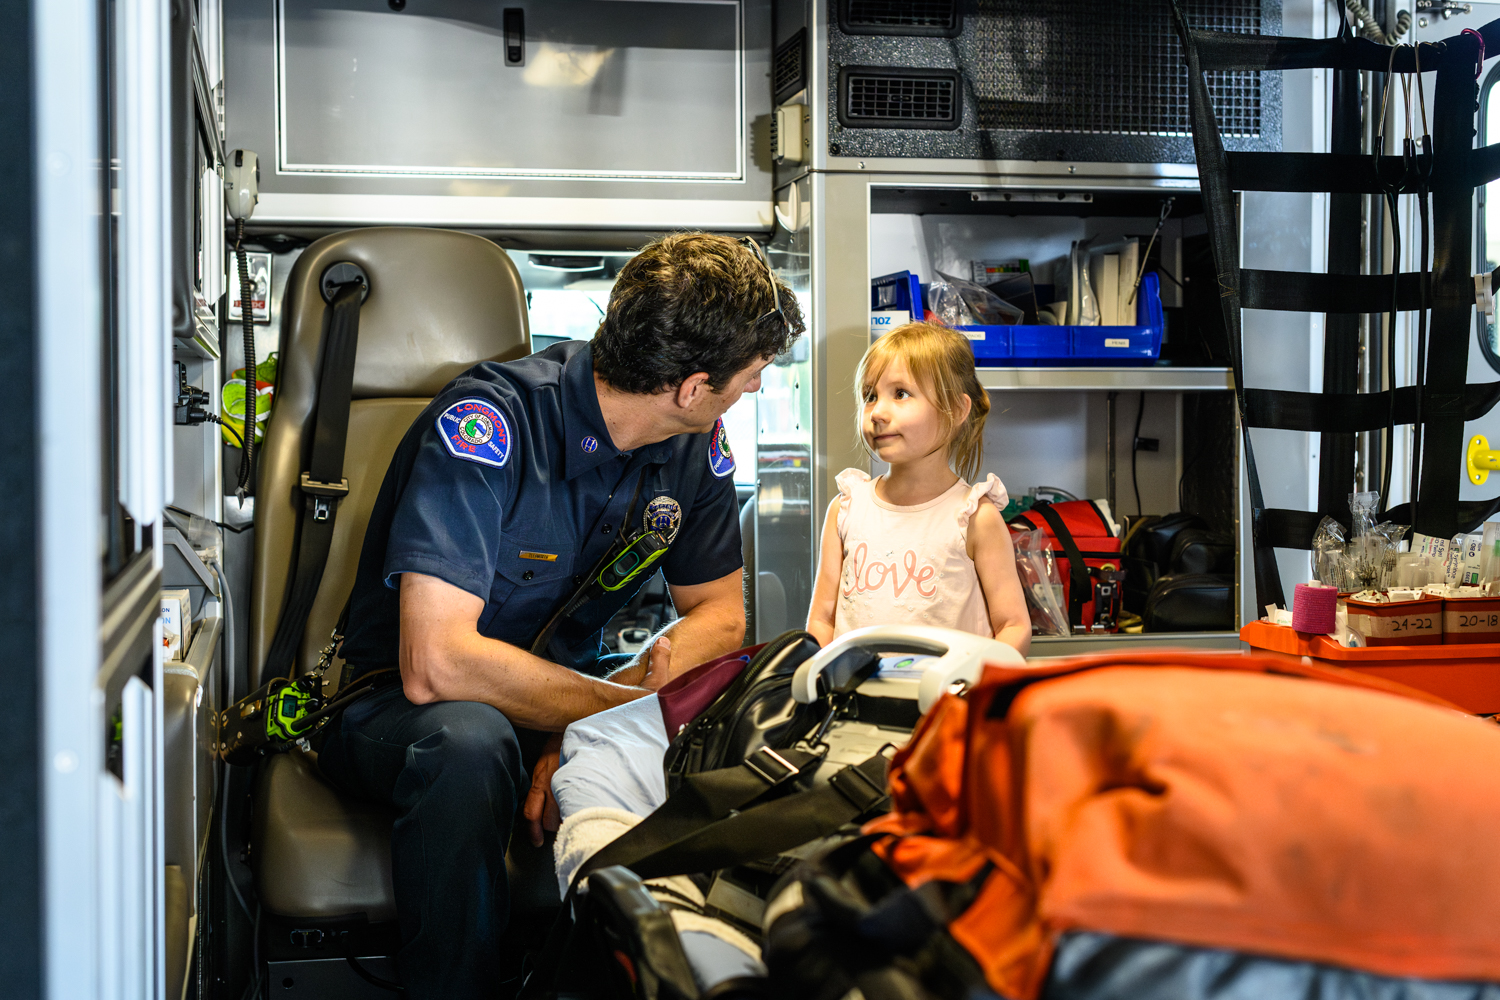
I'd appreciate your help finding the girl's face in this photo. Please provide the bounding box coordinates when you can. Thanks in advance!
[862,358,962,466]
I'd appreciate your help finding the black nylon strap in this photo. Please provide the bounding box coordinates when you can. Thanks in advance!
[580,747,821,878]
[262,280,363,681]
[580,752,889,884]
[1385,494,1500,533]
[1414,35,1484,539]
[1244,383,1500,433]
[1252,508,1350,551]
[1191,29,1459,73]
[1241,268,1431,314]
[1472,143,1500,188]
[1173,0,1283,609]
[1027,502,1088,629]
[1227,152,1435,195]
[1320,62,1362,561]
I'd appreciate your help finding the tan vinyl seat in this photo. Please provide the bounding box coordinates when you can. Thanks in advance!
[248,226,543,921]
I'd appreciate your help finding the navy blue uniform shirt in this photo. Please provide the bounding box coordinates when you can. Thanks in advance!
[340,341,744,675]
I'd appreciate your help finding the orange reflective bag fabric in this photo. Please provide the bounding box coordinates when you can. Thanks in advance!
[866,650,1500,999]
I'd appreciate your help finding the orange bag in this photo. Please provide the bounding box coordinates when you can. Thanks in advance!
[863,651,1500,998]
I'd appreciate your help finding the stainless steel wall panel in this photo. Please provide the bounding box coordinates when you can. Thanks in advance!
[277,0,742,180]
[223,0,775,227]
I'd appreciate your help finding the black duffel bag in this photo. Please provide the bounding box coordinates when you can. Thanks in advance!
[1143,573,1234,632]
[1169,528,1236,576]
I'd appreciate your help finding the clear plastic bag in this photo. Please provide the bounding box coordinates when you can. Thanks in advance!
[1482,522,1500,586]
[1012,529,1070,636]
[927,277,977,327]
[1311,516,1346,589]
[1348,490,1379,539]
[934,270,1025,326]
[1070,240,1099,326]
[1392,552,1445,588]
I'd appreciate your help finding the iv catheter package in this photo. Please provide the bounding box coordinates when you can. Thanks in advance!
[524,626,1025,1000]
[762,651,1500,1000]
[1011,529,1070,636]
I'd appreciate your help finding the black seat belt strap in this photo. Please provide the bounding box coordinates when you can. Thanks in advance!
[579,751,890,884]
[1173,0,1283,609]
[262,279,364,681]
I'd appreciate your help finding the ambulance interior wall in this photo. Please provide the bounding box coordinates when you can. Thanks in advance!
[863,387,1197,527]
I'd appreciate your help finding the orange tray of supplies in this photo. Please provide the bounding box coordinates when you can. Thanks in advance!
[1241,619,1500,713]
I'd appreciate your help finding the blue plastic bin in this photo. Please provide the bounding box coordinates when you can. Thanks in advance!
[957,272,1165,367]
[870,271,924,316]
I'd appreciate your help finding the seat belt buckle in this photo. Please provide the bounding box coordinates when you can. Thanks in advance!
[300,473,350,522]
[744,746,800,785]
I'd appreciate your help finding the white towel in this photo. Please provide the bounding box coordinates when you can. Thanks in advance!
[551,806,765,986]
[553,806,643,898]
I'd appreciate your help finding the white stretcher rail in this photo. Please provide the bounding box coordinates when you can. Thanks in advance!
[790,625,1026,714]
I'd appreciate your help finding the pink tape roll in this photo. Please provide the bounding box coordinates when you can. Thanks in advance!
[1292,582,1338,634]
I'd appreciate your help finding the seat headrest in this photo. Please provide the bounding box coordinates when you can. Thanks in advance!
[281,227,530,398]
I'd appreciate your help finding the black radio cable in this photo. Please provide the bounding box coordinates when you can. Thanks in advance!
[1131,391,1146,516]
[233,218,257,506]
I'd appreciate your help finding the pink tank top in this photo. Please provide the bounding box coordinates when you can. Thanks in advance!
[832,469,1009,640]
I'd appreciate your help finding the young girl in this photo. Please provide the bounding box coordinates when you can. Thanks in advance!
[806,323,1031,654]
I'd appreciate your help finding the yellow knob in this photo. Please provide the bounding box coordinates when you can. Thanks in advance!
[1468,434,1500,485]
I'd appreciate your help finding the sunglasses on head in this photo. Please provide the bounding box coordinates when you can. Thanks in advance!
[738,237,788,333]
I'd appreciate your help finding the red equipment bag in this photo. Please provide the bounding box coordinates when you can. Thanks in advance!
[763,651,1500,1000]
[1008,500,1122,632]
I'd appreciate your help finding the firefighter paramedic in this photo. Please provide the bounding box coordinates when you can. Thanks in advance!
[316,233,805,999]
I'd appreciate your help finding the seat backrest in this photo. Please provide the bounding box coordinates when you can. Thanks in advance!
[250,227,529,687]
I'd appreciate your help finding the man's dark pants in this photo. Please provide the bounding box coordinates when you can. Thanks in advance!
[315,655,633,999]
[317,685,537,1000]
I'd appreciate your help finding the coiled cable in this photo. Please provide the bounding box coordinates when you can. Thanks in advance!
[1342,0,1411,46]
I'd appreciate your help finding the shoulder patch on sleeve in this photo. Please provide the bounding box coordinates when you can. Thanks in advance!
[436,397,512,469]
[707,417,735,479]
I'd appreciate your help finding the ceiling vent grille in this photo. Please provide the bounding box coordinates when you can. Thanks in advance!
[838,67,961,130]
[839,0,962,36]
[773,30,807,103]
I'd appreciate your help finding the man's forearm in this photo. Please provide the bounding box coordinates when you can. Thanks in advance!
[403,630,648,731]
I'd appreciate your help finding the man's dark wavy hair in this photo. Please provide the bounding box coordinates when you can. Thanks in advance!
[592,233,805,394]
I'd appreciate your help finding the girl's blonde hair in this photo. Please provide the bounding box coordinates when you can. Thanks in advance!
[855,322,991,482]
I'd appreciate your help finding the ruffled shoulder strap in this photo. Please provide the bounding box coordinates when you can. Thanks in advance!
[833,468,871,540]
[957,474,1009,530]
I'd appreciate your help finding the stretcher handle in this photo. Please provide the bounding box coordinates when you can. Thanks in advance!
[790,625,1025,714]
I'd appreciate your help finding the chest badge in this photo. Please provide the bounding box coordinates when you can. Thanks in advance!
[643,495,683,543]
[707,418,735,479]
[581,435,599,454]
[436,397,512,469]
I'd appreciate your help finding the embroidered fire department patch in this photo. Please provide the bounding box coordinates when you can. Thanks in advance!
[437,398,511,469]
[643,495,683,543]
[707,418,735,479]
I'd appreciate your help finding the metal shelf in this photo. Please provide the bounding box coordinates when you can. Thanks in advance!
[978,367,1233,392]
[1028,630,1242,659]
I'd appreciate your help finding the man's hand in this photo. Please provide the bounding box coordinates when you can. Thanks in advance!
[524,731,565,846]
[643,637,672,691]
